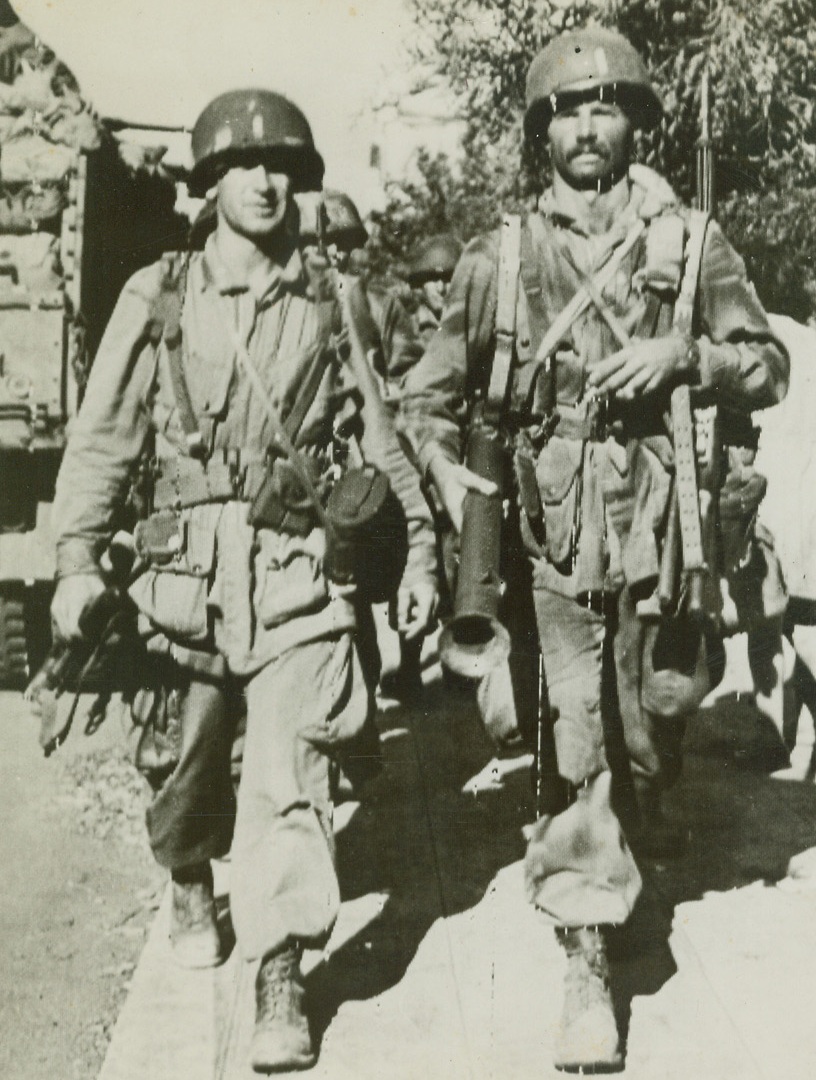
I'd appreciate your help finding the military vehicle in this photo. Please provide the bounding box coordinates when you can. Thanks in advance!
[0,34,189,685]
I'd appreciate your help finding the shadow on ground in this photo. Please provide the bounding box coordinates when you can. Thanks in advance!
[297,668,816,1065]
[610,691,816,1057]
[308,674,530,1042]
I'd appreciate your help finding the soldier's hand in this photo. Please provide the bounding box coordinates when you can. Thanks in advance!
[396,580,437,641]
[587,334,697,401]
[429,455,498,533]
[51,574,106,643]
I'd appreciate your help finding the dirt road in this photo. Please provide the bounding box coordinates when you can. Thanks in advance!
[0,693,162,1080]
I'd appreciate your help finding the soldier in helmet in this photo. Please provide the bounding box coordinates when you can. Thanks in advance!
[50,89,436,1073]
[400,28,787,1072]
[299,189,424,398]
[404,233,463,347]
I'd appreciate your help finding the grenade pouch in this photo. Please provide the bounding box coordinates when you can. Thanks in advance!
[248,455,324,537]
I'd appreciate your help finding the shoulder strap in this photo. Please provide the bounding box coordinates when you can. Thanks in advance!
[485,213,522,425]
[674,210,710,336]
[150,254,206,458]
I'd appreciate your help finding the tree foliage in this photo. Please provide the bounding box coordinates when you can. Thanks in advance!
[371,0,816,319]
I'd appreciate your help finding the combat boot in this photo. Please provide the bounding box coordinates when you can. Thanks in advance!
[554,926,622,1074]
[251,942,315,1073]
[169,862,223,969]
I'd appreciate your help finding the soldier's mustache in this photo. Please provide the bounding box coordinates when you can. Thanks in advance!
[568,143,607,160]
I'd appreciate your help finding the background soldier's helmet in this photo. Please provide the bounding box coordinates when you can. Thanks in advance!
[524,27,663,140]
[405,233,463,285]
[296,190,368,252]
[188,89,325,197]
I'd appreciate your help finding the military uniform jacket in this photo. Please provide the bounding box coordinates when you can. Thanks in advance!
[400,166,789,600]
[53,235,435,675]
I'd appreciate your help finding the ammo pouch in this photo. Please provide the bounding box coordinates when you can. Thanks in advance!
[134,509,186,565]
[248,454,325,537]
[324,466,408,604]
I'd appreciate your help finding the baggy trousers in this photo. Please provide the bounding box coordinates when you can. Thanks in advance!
[523,586,687,928]
[137,635,366,962]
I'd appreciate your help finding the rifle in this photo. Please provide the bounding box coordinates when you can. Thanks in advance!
[696,66,716,217]
[659,63,721,626]
[438,215,518,679]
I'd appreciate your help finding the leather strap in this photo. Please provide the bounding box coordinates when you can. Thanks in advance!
[559,244,631,349]
[283,299,337,446]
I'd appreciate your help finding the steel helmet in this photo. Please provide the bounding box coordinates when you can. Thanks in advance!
[296,190,368,252]
[524,28,662,140]
[405,233,463,285]
[188,89,324,197]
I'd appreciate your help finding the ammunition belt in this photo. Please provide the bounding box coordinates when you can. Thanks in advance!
[152,450,268,511]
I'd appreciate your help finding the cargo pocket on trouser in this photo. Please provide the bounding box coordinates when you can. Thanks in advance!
[130,504,220,644]
[535,436,584,569]
[254,528,329,629]
[297,633,381,793]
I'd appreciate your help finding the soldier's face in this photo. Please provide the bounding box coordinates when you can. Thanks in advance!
[422,278,448,315]
[216,163,293,240]
[547,99,633,190]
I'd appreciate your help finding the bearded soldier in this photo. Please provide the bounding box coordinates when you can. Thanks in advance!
[400,29,787,1072]
[50,89,436,1073]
